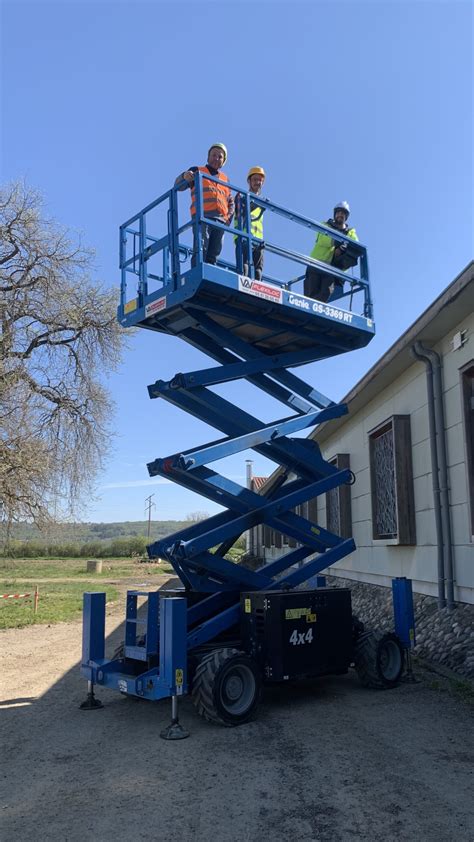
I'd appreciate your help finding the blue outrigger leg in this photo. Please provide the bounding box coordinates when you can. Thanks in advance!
[81,171,375,725]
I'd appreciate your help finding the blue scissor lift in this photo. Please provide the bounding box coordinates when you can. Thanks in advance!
[81,172,408,737]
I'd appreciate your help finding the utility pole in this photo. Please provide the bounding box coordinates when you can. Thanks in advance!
[145,493,156,538]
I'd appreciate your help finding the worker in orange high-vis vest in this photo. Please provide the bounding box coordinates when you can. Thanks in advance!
[175,143,234,266]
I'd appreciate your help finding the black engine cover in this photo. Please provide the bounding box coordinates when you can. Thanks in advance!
[240,588,353,682]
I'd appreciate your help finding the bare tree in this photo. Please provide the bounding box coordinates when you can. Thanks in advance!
[0,182,128,527]
[185,511,210,523]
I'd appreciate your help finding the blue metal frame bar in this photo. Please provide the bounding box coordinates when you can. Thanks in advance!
[147,467,351,596]
[174,404,346,471]
[150,473,332,550]
[184,307,340,405]
[392,577,416,648]
[187,213,367,297]
[82,592,105,665]
[82,595,188,700]
[168,345,335,391]
[193,172,367,258]
[148,376,335,476]
[124,590,159,659]
[159,470,350,560]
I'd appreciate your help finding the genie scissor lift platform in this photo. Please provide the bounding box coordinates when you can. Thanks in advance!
[81,171,410,736]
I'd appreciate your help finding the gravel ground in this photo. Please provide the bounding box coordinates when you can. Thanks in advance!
[1,595,473,842]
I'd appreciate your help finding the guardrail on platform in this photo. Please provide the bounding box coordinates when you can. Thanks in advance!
[119,174,372,318]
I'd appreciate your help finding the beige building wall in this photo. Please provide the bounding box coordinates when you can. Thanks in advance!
[319,309,474,603]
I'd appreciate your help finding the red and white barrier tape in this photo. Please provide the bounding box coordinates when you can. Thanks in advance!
[0,587,39,613]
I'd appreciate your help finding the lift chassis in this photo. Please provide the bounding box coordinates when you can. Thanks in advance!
[81,174,413,732]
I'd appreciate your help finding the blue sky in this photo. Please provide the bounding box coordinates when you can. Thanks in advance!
[2,0,472,522]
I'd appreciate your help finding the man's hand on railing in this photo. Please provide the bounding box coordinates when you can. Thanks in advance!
[174,172,194,191]
[226,194,235,225]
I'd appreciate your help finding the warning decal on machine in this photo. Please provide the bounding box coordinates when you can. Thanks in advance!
[124,298,138,314]
[244,598,252,613]
[145,296,167,317]
[238,276,283,304]
[285,607,310,620]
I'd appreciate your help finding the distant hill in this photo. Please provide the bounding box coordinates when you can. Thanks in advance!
[3,520,190,544]
[1,517,246,559]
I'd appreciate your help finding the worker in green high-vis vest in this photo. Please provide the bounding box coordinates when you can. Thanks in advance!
[234,167,266,280]
[304,201,359,302]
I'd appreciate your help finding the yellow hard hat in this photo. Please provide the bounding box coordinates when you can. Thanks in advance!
[208,142,228,163]
[247,166,266,181]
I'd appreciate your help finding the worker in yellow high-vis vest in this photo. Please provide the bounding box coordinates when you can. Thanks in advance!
[234,167,266,280]
[304,201,359,302]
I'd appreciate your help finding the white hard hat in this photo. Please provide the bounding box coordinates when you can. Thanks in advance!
[334,200,350,217]
[208,142,228,163]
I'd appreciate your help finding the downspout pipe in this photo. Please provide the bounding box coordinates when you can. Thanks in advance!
[414,341,455,610]
[411,344,446,609]
[246,460,253,554]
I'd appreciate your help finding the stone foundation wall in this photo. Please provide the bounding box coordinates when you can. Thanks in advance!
[326,576,474,680]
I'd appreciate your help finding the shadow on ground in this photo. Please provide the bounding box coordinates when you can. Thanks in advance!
[1,584,473,842]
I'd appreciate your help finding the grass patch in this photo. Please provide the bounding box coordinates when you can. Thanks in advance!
[422,667,474,708]
[449,678,474,705]
[0,580,120,629]
[0,556,174,630]
[0,557,173,580]
[226,547,245,563]
[0,552,247,630]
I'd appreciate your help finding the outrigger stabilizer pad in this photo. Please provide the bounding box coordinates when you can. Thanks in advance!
[160,695,190,740]
[160,721,190,741]
[80,681,104,710]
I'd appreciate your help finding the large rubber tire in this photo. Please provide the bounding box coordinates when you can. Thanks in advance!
[352,614,365,642]
[354,631,404,689]
[192,647,261,726]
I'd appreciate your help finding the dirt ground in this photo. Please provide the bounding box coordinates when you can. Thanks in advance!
[1,581,473,842]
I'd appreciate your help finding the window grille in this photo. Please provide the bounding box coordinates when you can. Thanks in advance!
[460,362,474,536]
[369,416,416,544]
[372,425,397,538]
[325,454,352,538]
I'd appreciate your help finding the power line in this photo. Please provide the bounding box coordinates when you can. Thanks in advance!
[144,493,156,538]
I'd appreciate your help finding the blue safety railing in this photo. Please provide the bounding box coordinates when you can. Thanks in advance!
[119,172,372,319]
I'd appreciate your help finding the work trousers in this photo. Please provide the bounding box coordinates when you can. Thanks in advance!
[238,242,264,280]
[304,266,343,303]
[192,217,225,266]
